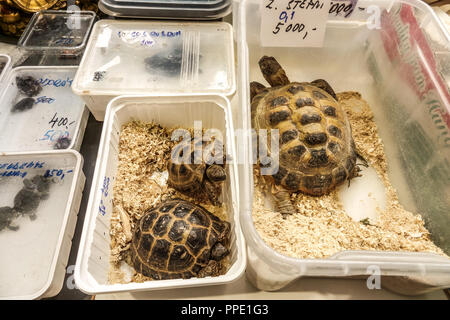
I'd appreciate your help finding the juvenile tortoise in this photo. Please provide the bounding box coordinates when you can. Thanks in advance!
[129,199,230,280]
[251,56,364,216]
[168,136,226,205]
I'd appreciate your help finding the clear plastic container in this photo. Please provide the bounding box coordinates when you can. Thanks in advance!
[75,95,246,295]
[18,10,96,56]
[234,0,450,294]
[0,66,89,152]
[98,0,231,19]
[72,20,235,120]
[0,150,85,299]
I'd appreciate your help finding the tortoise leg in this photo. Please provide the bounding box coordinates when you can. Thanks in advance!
[204,180,221,205]
[259,56,290,87]
[7,223,19,231]
[198,260,221,278]
[250,81,266,101]
[311,79,338,100]
[264,176,296,217]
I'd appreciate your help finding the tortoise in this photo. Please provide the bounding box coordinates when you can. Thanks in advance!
[167,136,226,205]
[251,56,364,216]
[129,199,230,280]
[16,76,42,97]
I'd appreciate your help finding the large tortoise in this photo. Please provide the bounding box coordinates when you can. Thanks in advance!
[167,136,226,205]
[130,199,230,280]
[251,56,363,216]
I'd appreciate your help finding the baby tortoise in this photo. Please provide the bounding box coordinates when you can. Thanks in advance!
[0,206,19,231]
[168,136,226,205]
[53,136,71,150]
[16,75,42,97]
[251,56,364,216]
[129,199,230,280]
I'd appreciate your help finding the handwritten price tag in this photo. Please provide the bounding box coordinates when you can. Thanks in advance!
[261,0,331,47]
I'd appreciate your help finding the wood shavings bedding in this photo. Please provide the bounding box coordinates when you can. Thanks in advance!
[109,121,229,284]
[252,92,448,259]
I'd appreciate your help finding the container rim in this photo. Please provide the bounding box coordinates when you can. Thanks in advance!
[0,54,12,81]
[0,150,84,300]
[74,94,246,295]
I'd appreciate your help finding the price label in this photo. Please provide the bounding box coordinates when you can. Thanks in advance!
[261,0,331,47]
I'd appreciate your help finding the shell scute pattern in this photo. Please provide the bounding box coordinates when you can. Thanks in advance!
[251,56,358,198]
[131,199,230,280]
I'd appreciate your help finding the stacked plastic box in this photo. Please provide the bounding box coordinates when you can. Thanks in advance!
[0,10,94,299]
[99,0,232,19]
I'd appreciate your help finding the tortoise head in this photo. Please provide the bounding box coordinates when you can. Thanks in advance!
[259,56,290,87]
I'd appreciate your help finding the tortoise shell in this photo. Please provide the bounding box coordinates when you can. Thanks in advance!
[167,136,226,204]
[130,199,230,280]
[251,57,358,196]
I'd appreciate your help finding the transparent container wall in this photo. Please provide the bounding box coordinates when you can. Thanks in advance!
[237,0,450,292]
[0,153,77,299]
[0,67,86,152]
[74,21,234,95]
[18,10,96,55]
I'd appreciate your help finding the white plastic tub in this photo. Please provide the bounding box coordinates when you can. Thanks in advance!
[75,95,245,295]
[0,66,88,152]
[72,20,236,121]
[0,150,85,299]
[234,0,450,294]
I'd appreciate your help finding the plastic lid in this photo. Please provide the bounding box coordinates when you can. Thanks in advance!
[0,67,86,152]
[73,20,235,96]
[18,10,96,55]
[0,54,11,84]
[113,0,226,7]
[0,152,79,299]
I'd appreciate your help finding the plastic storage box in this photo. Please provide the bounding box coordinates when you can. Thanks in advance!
[75,95,245,294]
[234,0,450,295]
[73,20,235,121]
[98,0,231,19]
[18,10,96,57]
[0,66,89,152]
[0,150,85,299]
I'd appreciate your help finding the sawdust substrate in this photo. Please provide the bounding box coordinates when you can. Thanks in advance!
[252,91,448,259]
[109,122,229,284]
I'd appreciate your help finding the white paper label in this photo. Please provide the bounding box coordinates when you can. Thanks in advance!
[260,0,331,47]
